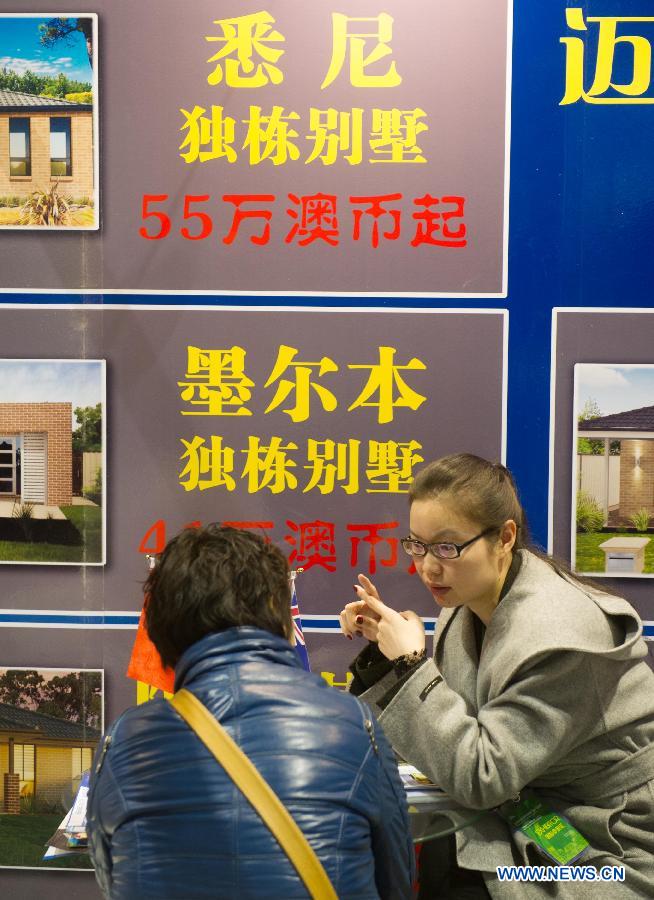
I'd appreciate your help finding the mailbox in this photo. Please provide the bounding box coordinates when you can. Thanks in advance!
[598,537,650,574]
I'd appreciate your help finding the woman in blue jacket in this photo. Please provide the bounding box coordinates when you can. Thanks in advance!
[87,524,414,900]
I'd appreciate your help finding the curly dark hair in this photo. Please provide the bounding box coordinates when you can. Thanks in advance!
[144,525,292,668]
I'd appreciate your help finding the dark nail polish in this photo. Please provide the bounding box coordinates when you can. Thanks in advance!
[347,634,353,640]
[355,615,363,625]
[356,630,363,638]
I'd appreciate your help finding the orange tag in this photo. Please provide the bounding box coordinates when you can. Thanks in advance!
[126,604,175,694]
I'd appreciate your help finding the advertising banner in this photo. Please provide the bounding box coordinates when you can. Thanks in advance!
[1,1,654,894]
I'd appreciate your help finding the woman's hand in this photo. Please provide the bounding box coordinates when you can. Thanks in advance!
[339,574,383,642]
[363,590,426,662]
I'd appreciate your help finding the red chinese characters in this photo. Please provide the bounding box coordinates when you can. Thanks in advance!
[139,193,467,247]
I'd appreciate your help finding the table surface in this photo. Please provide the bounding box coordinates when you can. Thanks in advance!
[407,794,490,843]
[401,765,491,843]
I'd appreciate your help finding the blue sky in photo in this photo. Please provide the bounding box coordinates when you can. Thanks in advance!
[0,360,103,426]
[0,16,92,83]
[576,365,654,417]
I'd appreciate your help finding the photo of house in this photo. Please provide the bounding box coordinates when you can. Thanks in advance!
[0,14,98,229]
[0,360,105,565]
[0,667,101,870]
[573,364,654,576]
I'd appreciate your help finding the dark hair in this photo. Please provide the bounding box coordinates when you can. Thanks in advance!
[144,525,292,668]
[410,453,526,542]
[409,453,601,587]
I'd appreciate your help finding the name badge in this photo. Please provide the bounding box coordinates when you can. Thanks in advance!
[498,791,589,865]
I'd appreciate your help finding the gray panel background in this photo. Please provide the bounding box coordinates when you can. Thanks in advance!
[553,310,654,634]
[0,0,509,294]
[0,306,504,893]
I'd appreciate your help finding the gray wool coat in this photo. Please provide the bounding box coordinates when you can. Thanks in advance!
[360,550,654,898]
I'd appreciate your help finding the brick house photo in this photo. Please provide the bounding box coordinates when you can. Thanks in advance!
[0,359,105,566]
[0,704,100,811]
[0,90,94,198]
[0,667,101,870]
[0,402,73,506]
[574,364,654,577]
[0,14,98,229]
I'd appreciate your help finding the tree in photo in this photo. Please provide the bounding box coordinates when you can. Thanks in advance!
[577,397,619,456]
[0,67,91,97]
[73,403,102,452]
[0,670,102,729]
[0,669,45,707]
[38,672,102,729]
[39,17,94,67]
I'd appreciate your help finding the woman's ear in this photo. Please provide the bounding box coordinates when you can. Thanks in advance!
[499,519,517,556]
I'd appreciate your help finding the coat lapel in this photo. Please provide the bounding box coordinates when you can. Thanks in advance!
[434,606,480,716]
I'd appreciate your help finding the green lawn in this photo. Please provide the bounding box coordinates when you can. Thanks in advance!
[0,505,103,564]
[0,813,93,868]
[575,531,654,574]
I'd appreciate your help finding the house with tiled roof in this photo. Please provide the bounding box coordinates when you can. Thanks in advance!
[0,701,100,812]
[578,405,654,524]
[0,89,94,202]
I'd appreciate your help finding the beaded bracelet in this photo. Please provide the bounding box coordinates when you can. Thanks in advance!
[392,648,427,677]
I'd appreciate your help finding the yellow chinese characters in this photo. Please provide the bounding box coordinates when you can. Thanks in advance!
[264,345,338,422]
[241,436,299,494]
[322,13,402,89]
[348,346,427,425]
[243,106,300,165]
[179,345,427,425]
[561,8,654,104]
[206,11,285,88]
[304,439,361,495]
[178,346,254,416]
[179,436,236,492]
[179,437,424,494]
[180,106,428,165]
[369,109,428,164]
[305,108,364,166]
[179,106,237,164]
[366,440,424,492]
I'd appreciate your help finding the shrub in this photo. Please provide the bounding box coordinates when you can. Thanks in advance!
[12,502,34,519]
[0,195,22,208]
[630,508,651,532]
[65,91,92,104]
[576,491,605,533]
[20,183,71,226]
[12,500,35,541]
[20,794,64,814]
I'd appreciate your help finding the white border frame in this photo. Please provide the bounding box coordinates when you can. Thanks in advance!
[0,2,510,292]
[550,307,654,561]
[571,362,654,578]
[0,357,106,566]
[0,664,103,873]
[0,12,99,232]
[0,303,507,586]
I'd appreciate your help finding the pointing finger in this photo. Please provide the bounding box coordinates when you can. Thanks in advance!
[357,573,381,600]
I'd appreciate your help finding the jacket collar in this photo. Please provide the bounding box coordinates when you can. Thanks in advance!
[174,627,302,692]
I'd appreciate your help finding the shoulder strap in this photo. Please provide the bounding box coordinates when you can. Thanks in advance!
[169,689,338,900]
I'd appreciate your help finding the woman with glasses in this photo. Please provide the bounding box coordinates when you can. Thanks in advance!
[340,454,654,898]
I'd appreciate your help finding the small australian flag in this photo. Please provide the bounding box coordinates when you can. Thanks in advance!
[290,572,311,671]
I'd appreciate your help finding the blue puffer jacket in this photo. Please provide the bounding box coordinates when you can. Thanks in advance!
[87,628,414,899]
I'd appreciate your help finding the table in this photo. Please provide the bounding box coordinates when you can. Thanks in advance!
[408,793,490,844]
[401,764,490,843]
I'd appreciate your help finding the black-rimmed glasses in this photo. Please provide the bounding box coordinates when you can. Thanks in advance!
[401,526,496,560]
